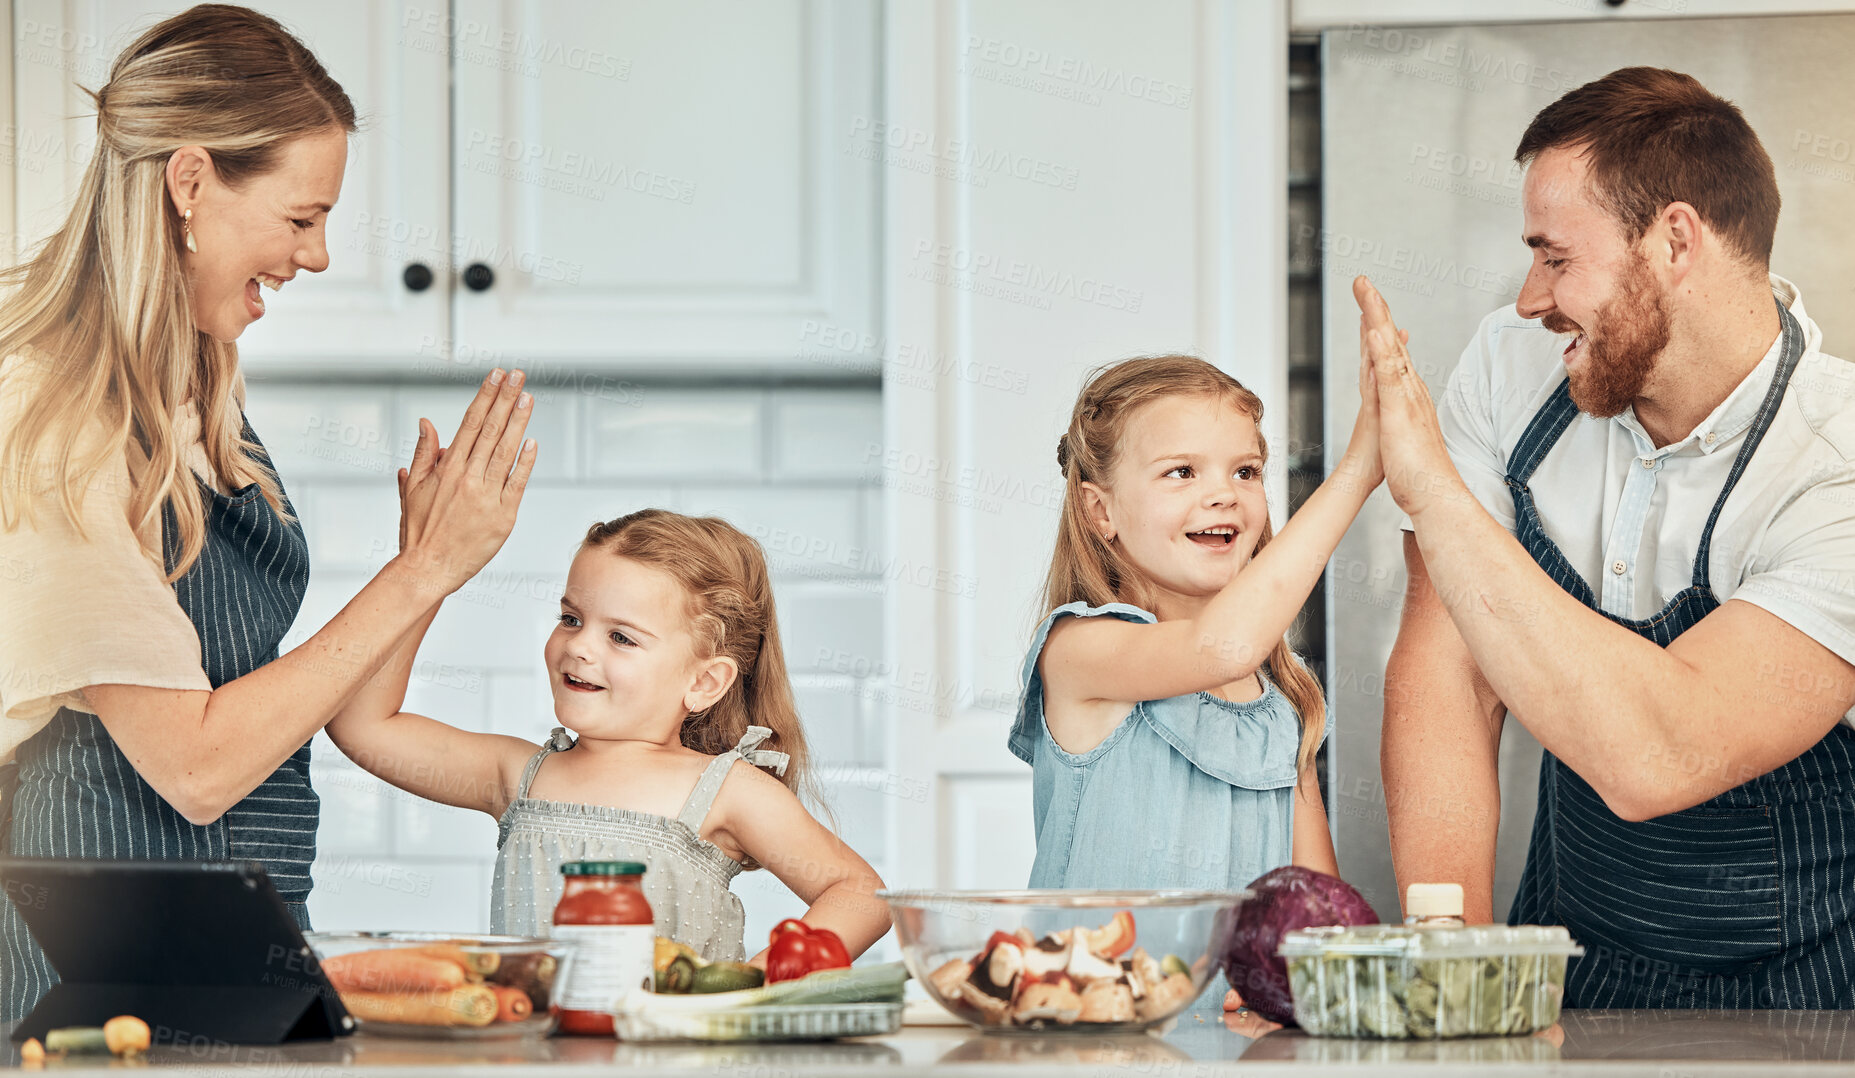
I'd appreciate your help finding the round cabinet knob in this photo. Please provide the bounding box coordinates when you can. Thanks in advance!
[463,263,496,292]
[402,262,434,292]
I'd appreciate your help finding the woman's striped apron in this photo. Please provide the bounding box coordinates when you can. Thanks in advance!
[0,419,315,1020]
[1507,301,1855,1008]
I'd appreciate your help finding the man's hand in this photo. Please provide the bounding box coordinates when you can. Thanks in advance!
[1353,276,1467,520]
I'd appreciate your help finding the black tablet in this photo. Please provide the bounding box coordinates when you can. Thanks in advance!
[1,858,352,1045]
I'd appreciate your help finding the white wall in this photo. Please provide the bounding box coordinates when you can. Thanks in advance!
[881,0,1292,889]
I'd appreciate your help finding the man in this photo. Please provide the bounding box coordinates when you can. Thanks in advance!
[1368,66,1855,1008]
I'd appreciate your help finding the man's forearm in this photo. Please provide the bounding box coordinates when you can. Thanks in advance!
[1407,486,1687,807]
[1382,537,1503,922]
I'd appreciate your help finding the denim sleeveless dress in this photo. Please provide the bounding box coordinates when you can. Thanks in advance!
[0,418,313,1021]
[1010,601,1322,1007]
[491,725,789,962]
[1010,601,1319,893]
[1506,300,1855,1008]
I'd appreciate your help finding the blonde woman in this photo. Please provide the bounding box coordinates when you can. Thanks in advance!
[0,5,537,1019]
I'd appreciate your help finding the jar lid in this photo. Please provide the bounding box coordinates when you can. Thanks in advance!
[1406,882,1464,918]
[560,861,647,877]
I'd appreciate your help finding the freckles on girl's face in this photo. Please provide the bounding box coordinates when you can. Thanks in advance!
[542,551,701,740]
[1094,395,1270,608]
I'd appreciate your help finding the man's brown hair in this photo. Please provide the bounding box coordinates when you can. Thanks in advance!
[1515,66,1779,267]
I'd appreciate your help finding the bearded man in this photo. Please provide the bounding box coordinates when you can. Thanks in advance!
[1366,66,1855,1008]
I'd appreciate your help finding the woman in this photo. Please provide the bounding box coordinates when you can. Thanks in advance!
[0,5,537,1019]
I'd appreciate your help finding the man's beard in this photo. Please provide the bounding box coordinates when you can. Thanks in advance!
[1541,253,1670,418]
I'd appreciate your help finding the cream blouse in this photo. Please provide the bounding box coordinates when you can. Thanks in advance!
[0,352,229,763]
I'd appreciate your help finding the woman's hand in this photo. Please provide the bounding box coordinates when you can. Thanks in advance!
[1354,277,1465,520]
[395,368,537,594]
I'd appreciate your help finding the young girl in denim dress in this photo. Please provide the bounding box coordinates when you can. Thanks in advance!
[1013,352,1384,1009]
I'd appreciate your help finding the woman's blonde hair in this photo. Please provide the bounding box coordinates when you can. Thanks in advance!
[581,509,820,820]
[1044,355,1327,774]
[0,4,355,580]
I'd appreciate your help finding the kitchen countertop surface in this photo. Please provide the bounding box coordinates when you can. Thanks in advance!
[9,1002,1855,1076]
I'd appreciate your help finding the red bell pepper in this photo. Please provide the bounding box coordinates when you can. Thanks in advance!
[765,918,851,982]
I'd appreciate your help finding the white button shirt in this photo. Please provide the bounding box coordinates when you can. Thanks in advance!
[1411,275,1855,725]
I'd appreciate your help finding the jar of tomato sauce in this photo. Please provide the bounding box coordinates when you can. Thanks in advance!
[551,861,654,1035]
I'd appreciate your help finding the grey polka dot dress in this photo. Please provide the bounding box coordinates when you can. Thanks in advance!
[491,725,788,962]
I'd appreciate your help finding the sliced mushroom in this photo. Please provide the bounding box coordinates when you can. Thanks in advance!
[929,957,972,1002]
[1013,979,1084,1025]
[1066,944,1123,983]
[1120,956,1147,1001]
[986,940,1025,991]
[1077,979,1138,1024]
[1020,933,1072,979]
[1135,971,1196,1022]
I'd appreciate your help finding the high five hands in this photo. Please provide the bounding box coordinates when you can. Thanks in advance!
[1352,275,1468,520]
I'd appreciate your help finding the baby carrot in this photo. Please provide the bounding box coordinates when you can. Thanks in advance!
[408,943,498,979]
[340,985,498,1027]
[323,949,470,993]
[488,984,533,1022]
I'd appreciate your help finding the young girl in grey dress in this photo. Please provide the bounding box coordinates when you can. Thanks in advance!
[1015,353,1384,1011]
[328,508,889,965]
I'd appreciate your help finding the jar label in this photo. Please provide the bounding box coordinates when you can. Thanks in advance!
[552,924,654,1012]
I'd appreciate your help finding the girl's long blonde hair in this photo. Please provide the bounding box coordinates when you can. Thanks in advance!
[1044,355,1327,774]
[582,510,819,816]
[0,4,355,580]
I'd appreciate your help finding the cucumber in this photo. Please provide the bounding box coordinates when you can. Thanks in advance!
[621,961,909,1014]
[690,961,765,994]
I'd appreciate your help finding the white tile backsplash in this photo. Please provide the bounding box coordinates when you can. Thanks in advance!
[589,390,764,479]
[311,859,490,935]
[678,486,864,579]
[792,675,863,767]
[772,390,884,479]
[275,379,884,937]
[244,389,398,483]
[488,670,558,744]
[492,486,676,575]
[393,797,501,859]
[301,486,400,570]
[779,584,885,673]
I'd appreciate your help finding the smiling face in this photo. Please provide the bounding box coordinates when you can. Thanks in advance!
[544,549,738,743]
[1515,145,1672,417]
[1082,394,1269,616]
[175,125,348,343]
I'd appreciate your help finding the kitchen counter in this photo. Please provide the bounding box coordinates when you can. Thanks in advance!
[7,1003,1855,1075]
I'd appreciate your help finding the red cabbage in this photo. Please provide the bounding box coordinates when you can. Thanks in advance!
[1220,865,1379,1024]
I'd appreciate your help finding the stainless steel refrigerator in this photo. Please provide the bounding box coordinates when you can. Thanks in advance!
[1317,12,1855,922]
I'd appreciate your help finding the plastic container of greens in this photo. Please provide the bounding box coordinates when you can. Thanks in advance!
[1278,924,1582,1039]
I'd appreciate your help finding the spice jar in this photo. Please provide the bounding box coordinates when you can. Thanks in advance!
[551,861,654,1035]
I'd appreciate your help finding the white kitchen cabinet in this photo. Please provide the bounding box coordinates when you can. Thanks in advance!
[448,0,882,367]
[12,0,449,367]
[11,0,881,372]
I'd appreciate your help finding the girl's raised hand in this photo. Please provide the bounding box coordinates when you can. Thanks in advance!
[396,368,538,593]
[1345,275,1407,490]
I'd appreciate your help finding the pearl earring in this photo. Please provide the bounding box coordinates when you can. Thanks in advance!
[182,208,197,253]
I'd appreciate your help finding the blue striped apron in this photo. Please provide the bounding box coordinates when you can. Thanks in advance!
[1507,301,1855,1008]
[0,418,315,1021]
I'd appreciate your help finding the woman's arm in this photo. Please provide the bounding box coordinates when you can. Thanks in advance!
[83,370,538,826]
[714,766,890,964]
[1290,765,1338,875]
